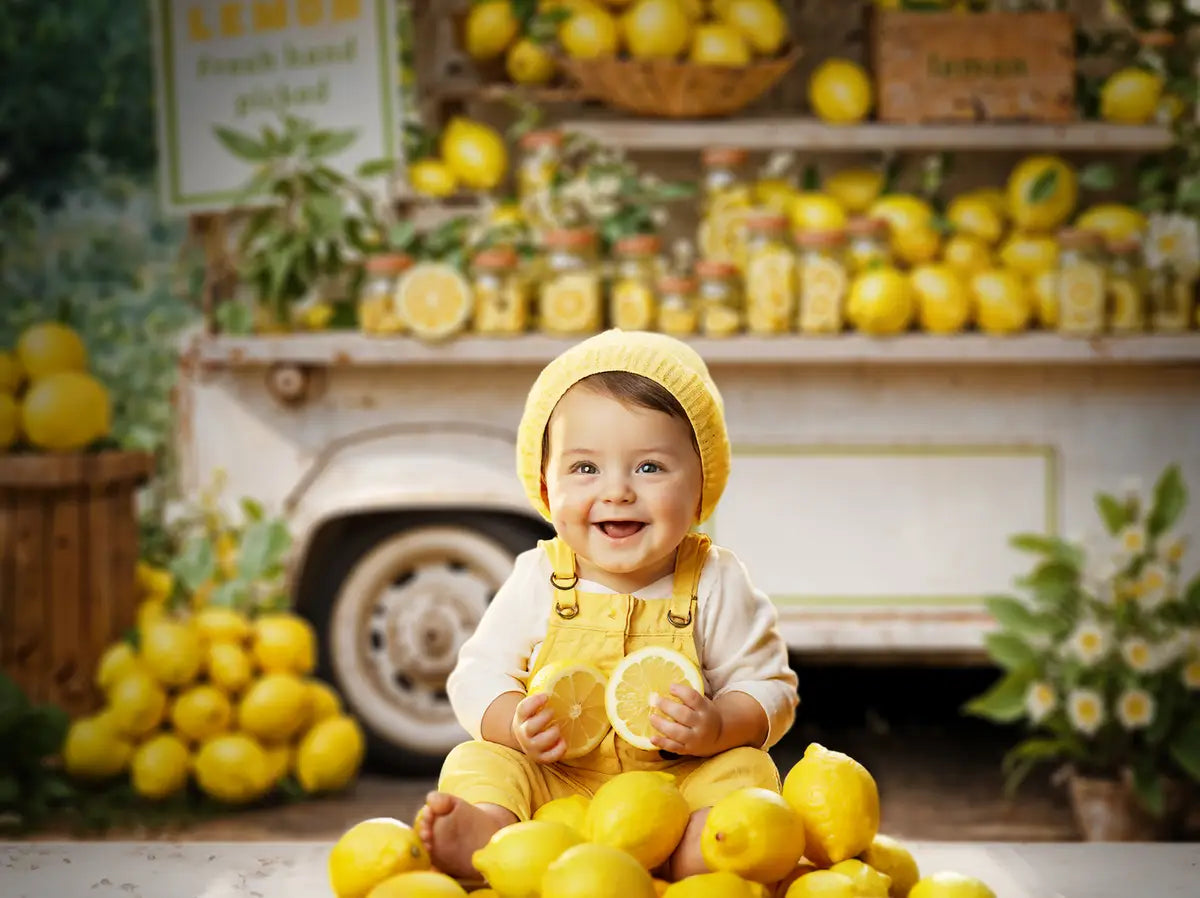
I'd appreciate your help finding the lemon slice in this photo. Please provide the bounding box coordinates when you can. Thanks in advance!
[394,262,472,341]
[529,661,611,760]
[605,647,704,751]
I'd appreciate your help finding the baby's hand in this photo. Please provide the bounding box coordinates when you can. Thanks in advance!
[512,693,567,764]
[650,685,724,758]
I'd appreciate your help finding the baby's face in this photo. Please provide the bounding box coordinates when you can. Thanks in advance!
[543,384,703,593]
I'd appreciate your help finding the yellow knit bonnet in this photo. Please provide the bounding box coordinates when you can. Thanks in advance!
[516,329,730,523]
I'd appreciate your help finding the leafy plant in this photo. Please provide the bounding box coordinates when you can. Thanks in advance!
[0,674,72,834]
[966,464,1200,816]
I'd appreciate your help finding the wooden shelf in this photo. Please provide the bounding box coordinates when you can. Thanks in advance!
[555,119,1174,153]
[191,332,1200,369]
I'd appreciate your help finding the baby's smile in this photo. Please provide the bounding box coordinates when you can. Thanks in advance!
[595,520,647,540]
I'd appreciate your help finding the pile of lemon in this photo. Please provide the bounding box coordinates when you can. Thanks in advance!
[0,322,112,453]
[62,568,365,805]
[325,646,996,898]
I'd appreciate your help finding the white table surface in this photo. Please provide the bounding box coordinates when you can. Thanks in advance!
[1,841,1197,897]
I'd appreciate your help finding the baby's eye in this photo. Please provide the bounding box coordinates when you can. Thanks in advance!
[636,462,661,474]
[572,462,598,475]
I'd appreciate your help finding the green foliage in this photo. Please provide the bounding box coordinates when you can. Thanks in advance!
[0,674,72,833]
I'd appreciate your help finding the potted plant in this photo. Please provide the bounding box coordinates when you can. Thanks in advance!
[966,463,1200,840]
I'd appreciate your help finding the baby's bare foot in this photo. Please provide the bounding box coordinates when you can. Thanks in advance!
[415,791,514,880]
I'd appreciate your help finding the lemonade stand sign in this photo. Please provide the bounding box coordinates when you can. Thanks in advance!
[150,0,401,212]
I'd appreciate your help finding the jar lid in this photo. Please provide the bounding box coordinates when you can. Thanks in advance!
[365,253,414,275]
[615,234,662,256]
[1138,29,1176,48]
[520,129,564,150]
[702,147,748,168]
[695,259,739,278]
[1058,228,1104,249]
[542,228,596,249]
[796,229,848,249]
[658,275,698,293]
[473,246,519,270]
[846,216,890,237]
[1106,237,1142,256]
[744,212,788,233]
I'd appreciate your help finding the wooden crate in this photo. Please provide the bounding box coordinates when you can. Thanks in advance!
[0,452,154,716]
[871,11,1076,124]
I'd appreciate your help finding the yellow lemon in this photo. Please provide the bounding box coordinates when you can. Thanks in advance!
[790,192,848,233]
[946,195,1005,245]
[140,619,204,688]
[910,265,971,334]
[868,194,934,236]
[295,715,366,793]
[329,817,431,898]
[718,0,789,56]
[252,612,317,675]
[263,743,292,785]
[1030,269,1059,328]
[847,267,915,336]
[678,0,704,20]
[0,351,23,394]
[528,659,610,759]
[860,834,921,898]
[541,843,657,898]
[367,872,467,898]
[1007,155,1077,232]
[605,646,704,751]
[690,22,752,66]
[701,787,807,883]
[95,641,140,695]
[194,733,270,804]
[137,597,167,634]
[559,5,620,59]
[396,262,474,342]
[754,178,798,212]
[663,871,761,898]
[20,370,111,451]
[998,233,1059,276]
[963,187,1007,221]
[785,870,857,897]
[824,169,884,214]
[941,234,993,277]
[463,0,519,61]
[808,58,873,125]
[828,859,891,897]
[108,669,168,737]
[586,770,691,869]
[441,117,508,191]
[171,684,233,743]
[238,672,312,743]
[471,820,584,898]
[1100,67,1163,124]
[16,321,87,381]
[136,561,173,601]
[908,872,995,898]
[533,794,591,836]
[192,606,252,645]
[507,38,557,85]
[891,226,941,267]
[1075,204,1148,243]
[308,678,343,723]
[970,269,1032,336]
[408,158,458,198]
[0,393,18,449]
[623,0,692,59]
[130,733,191,800]
[782,743,880,867]
[207,641,254,694]
[63,715,132,780]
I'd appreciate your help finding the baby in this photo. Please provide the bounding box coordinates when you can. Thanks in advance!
[417,329,799,881]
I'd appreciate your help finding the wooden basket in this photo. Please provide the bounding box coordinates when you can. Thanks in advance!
[1,451,154,716]
[557,48,803,119]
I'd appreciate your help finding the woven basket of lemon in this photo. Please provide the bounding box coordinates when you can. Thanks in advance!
[554,0,801,119]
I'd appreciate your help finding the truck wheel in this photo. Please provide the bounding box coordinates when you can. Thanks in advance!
[302,514,547,774]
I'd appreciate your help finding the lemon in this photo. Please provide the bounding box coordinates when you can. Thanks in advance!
[808,59,873,125]
[560,5,620,59]
[1030,269,1059,328]
[892,226,941,267]
[941,234,993,278]
[63,715,133,780]
[1075,204,1147,243]
[367,872,467,898]
[0,393,18,449]
[719,0,788,56]
[192,606,251,645]
[295,714,365,793]
[790,193,848,233]
[970,270,1032,336]
[1007,155,1077,232]
[308,678,343,722]
[541,843,657,898]
[396,262,474,341]
[998,233,1059,276]
[108,669,168,737]
[910,265,971,334]
[131,733,191,800]
[471,820,583,898]
[239,671,312,743]
[860,834,921,898]
[0,351,23,394]
[264,744,292,785]
[140,619,204,688]
[464,0,519,62]
[786,870,858,897]
[408,159,458,198]
[171,684,233,742]
[605,646,704,751]
[622,0,692,59]
[207,641,254,694]
[95,641,140,695]
[678,0,704,20]
[1100,67,1163,124]
[782,743,880,868]
[586,770,691,869]
[754,178,797,212]
[20,370,111,451]
[664,871,761,898]
[507,38,557,85]
[533,794,591,836]
[823,169,884,214]
[194,733,271,804]
[964,188,1007,221]
[946,195,1004,246]
[908,873,995,898]
[828,860,891,897]
[137,561,173,601]
[441,118,508,192]
[528,659,610,759]
[868,194,934,236]
[701,787,806,883]
[329,817,431,898]
[690,22,751,66]
[252,612,317,675]
[847,267,915,336]
[16,321,87,381]
[137,597,167,634]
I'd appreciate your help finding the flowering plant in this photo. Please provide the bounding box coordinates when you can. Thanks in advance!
[966,464,1200,815]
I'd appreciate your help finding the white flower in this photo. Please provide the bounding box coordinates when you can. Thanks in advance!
[1068,689,1106,736]
[1120,637,1158,673]
[1116,688,1155,729]
[1184,660,1200,690]
[1157,533,1188,565]
[1083,554,1119,605]
[1115,524,1147,558]
[1145,212,1200,279]
[1136,562,1172,610]
[1025,681,1057,723]
[1066,621,1112,666]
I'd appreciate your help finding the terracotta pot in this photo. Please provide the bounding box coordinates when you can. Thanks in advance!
[1066,769,1192,841]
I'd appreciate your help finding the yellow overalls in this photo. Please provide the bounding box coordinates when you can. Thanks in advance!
[437,532,781,820]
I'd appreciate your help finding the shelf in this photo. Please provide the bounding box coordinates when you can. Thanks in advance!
[190,332,1200,369]
[555,119,1174,153]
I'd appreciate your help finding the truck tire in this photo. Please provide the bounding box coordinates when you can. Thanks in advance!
[299,512,548,774]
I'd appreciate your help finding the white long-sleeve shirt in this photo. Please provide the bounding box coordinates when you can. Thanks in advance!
[447,542,799,749]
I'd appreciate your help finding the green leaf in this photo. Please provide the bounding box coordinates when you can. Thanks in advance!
[240,498,266,523]
[1096,492,1130,535]
[1147,464,1187,539]
[215,301,254,336]
[1078,163,1117,191]
[963,670,1032,723]
[238,520,292,582]
[1130,755,1164,816]
[357,158,396,179]
[305,127,358,160]
[171,536,216,593]
[1010,533,1083,565]
[24,704,69,757]
[802,164,819,191]
[1168,714,1200,781]
[1001,737,1072,795]
[209,581,246,609]
[1185,575,1200,614]
[1027,168,1059,204]
[985,595,1055,636]
[1020,559,1080,607]
[985,631,1039,670]
[213,126,273,162]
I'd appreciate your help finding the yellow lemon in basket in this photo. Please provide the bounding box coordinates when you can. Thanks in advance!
[140,619,204,688]
[252,612,317,675]
[823,169,884,215]
[718,0,789,57]
[891,225,941,267]
[194,733,271,804]
[20,370,111,451]
[171,684,234,743]
[970,269,1033,336]
[507,37,557,85]
[586,771,691,869]
[529,660,611,759]
[606,646,705,751]
[623,0,693,60]
[690,23,751,66]
[534,794,591,836]
[207,641,254,694]
[908,872,995,898]
[860,834,921,898]
[1007,155,1077,232]
[396,263,474,342]
[329,817,431,898]
[560,5,620,59]
[408,158,458,198]
[868,194,934,238]
[941,234,993,278]
[701,787,807,883]
[16,321,87,381]
[542,843,658,898]
[464,0,519,62]
[472,820,584,898]
[808,58,872,125]
[782,743,880,867]
[998,232,1059,276]
[193,606,252,645]
[1030,269,1059,329]
[910,264,971,334]
[828,860,891,897]
[63,715,133,780]
[1100,67,1163,125]
[1075,204,1147,243]
[296,715,366,794]
[790,192,847,233]
[847,267,914,336]
[108,669,168,737]
[946,194,1005,245]
[441,117,508,191]
[130,733,191,800]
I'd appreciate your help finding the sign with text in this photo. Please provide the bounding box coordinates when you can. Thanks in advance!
[151,0,401,212]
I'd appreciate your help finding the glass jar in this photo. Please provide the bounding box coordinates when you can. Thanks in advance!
[701,147,749,206]
[1105,238,1147,334]
[657,275,699,336]
[698,147,752,270]
[796,229,849,335]
[358,253,412,335]
[845,217,892,275]
[471,246,529,335]
[1055,228,1108,336]
[1148,265,1197,333]
[696,260,743,337]
[743,213,796,335]
[518,130,564,232]
[538,228,603,336]
[610,234,662,332]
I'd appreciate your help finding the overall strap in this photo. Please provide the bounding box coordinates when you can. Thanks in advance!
[667,532,711,628]
[541,537,580,619]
